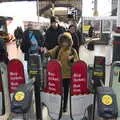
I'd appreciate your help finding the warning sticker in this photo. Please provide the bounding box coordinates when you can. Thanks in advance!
[15,91,25,102]
[102,95,113,105]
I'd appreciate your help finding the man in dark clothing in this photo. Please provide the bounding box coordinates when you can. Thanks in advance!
[68,24,80,53]
[21,23,44,61]
[45,16,66,50]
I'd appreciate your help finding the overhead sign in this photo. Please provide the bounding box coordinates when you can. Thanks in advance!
[93,56,105,87]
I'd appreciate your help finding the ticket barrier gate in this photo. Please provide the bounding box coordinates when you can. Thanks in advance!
[13,53,51,120]
[41,60,63,120]
[92,56,118,120]
[29,54,43,120]
[0,62,11,120]
[10,53,48,120]
[8,59,35,120]
[70,61,94,120]
[109,61,120,119]
[11,79,35,120]
[97,87,118,119]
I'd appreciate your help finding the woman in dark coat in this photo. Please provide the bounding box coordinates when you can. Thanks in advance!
[68,24,80,54]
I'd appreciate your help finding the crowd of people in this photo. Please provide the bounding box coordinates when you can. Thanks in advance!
[13,16,84,113]
[0,15,94,113]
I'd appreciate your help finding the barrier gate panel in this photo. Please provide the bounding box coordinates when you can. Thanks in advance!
[110,62,120,118]
[41,60,62,120]
[70,61,93,120]
[8,59,34,120]
[0,72,4,115]
[8,59,25,95]
[0,63,11,120]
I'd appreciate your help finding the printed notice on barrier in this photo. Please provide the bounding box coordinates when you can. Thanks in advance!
[72,73,87,95]
[8,60,25,93]
[47,72,60,94]
[9,72,24,93]
[45,61,62,95]
[71,61,88,96]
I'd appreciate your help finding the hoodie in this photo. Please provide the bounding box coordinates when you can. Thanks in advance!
[48,32,79,79]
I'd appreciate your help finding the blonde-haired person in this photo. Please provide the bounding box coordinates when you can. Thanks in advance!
[46,32,79,112]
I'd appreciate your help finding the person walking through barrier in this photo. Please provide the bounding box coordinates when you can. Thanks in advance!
[43,32,79,112]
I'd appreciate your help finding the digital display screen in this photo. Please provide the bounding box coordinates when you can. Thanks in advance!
[93,56,105,86]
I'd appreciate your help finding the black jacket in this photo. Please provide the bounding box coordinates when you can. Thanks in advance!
[21,29,44,53]
[45,25,65,50]
[70,32,80,53]
[21,29,44,61]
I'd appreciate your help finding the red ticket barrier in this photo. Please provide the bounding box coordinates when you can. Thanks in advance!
[71,61,88,95]
[44,60,62,95]
[70,61,93,120]
[41,60,62,120]
[8,59,25,94]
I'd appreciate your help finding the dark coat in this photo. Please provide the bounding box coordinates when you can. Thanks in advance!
[45,25,65,50]
[70,32,80,53]
[22,29,44,52]
[48,33,79,79]
[21,29,44,60]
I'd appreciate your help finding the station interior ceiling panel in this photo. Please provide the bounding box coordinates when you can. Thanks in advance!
[0,0,82,21]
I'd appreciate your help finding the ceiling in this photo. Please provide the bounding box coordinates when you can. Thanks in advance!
[0,0,35,2]
[39,0,81,17]
[0,0,82,21]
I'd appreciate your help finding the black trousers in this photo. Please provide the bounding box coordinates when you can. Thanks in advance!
[63,78,70,111]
